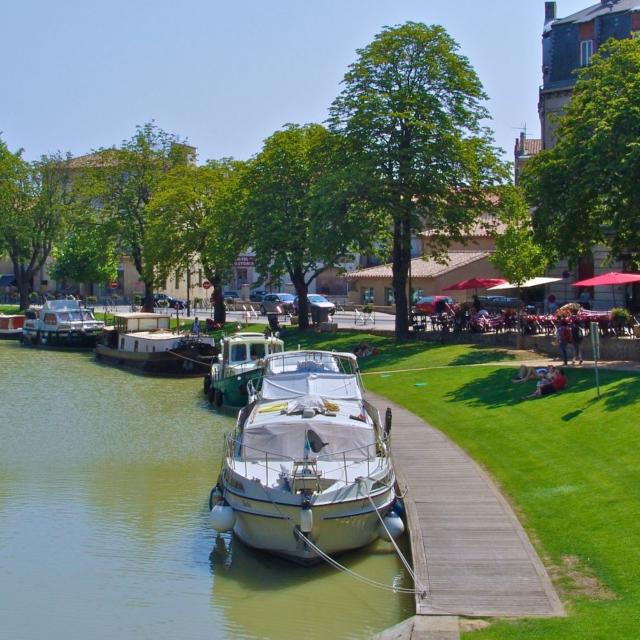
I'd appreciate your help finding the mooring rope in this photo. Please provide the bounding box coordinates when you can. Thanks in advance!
[167,350,211,368]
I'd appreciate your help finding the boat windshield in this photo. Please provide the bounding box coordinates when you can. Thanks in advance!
[81,309,97,320]
[265,352,356,376]
[57,311,84,322]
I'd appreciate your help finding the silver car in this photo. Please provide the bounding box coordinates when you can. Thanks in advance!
[259,293,296,315]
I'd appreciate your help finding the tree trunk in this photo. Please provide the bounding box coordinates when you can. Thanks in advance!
[212,274,226,324]
[143,282,155,312]
[392,216,411,340]
[291,268,309,330]
[13,263,32,311]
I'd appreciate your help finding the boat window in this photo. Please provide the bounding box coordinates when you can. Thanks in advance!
[44,313,57,325]
[120,337,125,349]
[230,344,247,362]
[134,340,139,352]
[81,310,96,320]
[249,343,266,360]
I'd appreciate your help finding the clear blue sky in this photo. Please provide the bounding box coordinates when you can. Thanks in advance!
[1,0,590,165]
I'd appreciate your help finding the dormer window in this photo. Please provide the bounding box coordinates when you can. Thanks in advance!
[580,39,593,66]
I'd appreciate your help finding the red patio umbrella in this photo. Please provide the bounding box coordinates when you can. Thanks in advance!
[442,277,507,291]
[572,271,640,306]
[572,272,640,287]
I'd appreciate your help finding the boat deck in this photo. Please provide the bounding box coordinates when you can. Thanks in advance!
[367,393,564,619]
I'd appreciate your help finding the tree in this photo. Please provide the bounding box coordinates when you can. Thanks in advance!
[78,123,192,311]
[244,123,383,330]
[490,186,551,288]
[521,38,640,269]
[0,139,74,309]
[146,160,248,323]
[490,186,551,346]
[48,222,119,294]
[330,22,507,339]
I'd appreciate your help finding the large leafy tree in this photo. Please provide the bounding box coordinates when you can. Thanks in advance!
[146,159,248,323]
[48,222,119,294]
[0,139,74,309]
[330,22,507,339]
[522,38,640,269]
[245,123,384,330]
[79,123,192,311]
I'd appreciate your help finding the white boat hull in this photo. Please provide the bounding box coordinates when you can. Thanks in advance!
[223,484,395,564]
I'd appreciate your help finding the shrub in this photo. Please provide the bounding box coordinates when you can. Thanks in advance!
[611,307,630,324]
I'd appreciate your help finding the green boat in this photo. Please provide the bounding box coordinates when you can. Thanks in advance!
[203,332,284,409]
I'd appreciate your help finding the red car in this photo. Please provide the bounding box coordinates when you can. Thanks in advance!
[414,295,454,314]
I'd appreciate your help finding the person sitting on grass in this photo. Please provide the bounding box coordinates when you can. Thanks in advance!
[525,367,567,399]
[512,364,553,384]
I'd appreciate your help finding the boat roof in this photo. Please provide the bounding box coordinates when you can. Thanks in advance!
[113,312,169,320]
[223,332,283,344]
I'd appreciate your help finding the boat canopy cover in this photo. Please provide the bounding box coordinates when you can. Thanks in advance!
[261,372,362,401]
[242,414,375,462]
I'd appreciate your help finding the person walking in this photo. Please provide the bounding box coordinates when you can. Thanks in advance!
[571,318,584,364]
[556,318,572,366]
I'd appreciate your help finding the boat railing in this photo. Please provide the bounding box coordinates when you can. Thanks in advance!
[224,433,386,487]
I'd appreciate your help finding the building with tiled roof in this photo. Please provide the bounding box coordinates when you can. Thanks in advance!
[514,132,543,183]
[346,250,503,307]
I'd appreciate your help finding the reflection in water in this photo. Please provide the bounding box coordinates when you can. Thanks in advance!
[0,342,412,639]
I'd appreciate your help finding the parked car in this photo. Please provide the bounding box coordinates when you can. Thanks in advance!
[413,295,454,315]
[294,294,336,316]
[153,293,186,310]
[249,289,269,302]
[477,295,522,311]
[259,293,296,315]
[223,290,240,302]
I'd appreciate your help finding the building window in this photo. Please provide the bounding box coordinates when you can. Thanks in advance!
[411,288,423,304]
[362,287,374,304]
[580,40,593,67]
[198,269,203,287]
[384,287,395,306]
[175,270,181,289]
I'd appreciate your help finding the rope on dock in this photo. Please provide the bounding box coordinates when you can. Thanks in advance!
[167,350,211,368]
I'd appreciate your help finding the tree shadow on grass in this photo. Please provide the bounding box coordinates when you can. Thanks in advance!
[449,345,518,367]
[444,368,526,409]
[445,367,639,413]
[581,371,640,412]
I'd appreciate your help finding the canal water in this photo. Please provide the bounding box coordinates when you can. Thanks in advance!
[0,342,413,639]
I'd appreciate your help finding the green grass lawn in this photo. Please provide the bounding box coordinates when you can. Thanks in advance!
[0,305,20,314]
[284,329,640,639]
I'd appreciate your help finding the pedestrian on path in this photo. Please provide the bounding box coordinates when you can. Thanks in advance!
[557,319,572,366]
[571,319,584,364]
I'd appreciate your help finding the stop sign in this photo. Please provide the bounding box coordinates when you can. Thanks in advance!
[109,280,119,289]
[202,280,211,290]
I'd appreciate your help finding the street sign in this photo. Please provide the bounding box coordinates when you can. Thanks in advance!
[202,280,211,290]
[109,280,119,289]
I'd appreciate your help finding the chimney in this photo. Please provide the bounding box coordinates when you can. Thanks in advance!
[545,2,556,23]
[520,131,526,150]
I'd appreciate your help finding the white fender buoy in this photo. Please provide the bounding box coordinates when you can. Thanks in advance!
[300,508,313,533]
[209,504,236,532]
[379,512,405,541]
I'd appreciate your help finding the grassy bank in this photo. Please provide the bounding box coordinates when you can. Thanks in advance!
[283,329,640,639]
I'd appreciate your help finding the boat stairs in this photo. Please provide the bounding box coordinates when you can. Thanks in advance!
[369,394,564,640]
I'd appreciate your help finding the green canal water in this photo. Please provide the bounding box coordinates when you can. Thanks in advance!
[0,342,413,639]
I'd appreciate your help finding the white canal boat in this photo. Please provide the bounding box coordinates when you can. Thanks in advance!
[96,312,216,375]
[209,350,403,564]
[22,299,105,348]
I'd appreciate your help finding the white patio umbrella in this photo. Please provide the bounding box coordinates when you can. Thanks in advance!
[487,277,562,290]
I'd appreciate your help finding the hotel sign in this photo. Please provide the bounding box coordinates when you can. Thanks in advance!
[234,255,256,267]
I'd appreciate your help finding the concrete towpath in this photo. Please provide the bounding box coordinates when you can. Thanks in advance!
[368,392,565,639]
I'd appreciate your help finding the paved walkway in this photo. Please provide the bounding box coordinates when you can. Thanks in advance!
[368,393,565,620]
